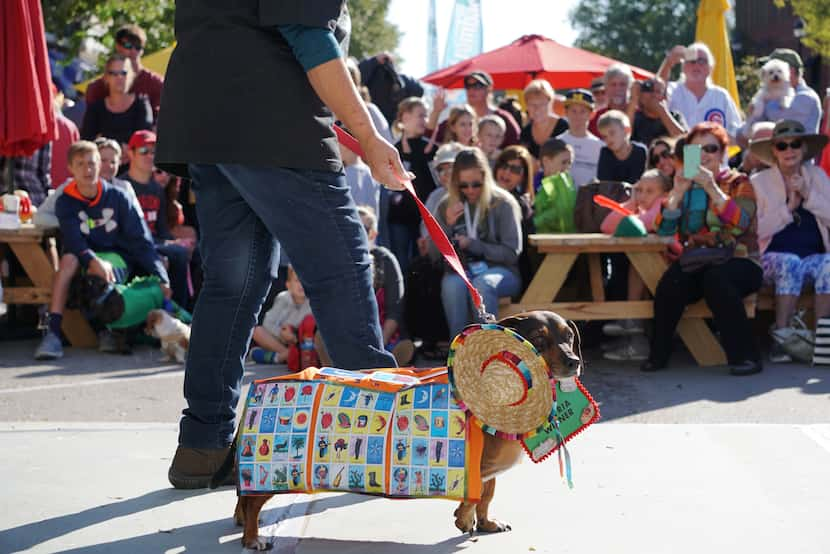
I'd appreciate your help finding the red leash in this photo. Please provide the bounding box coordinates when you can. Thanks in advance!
[333,125,492,321]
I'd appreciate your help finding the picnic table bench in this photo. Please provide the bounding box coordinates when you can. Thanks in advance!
[499,233,759,367]
[0,225,97,347]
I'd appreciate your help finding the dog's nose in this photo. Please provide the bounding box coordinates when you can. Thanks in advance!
[772,75,780,81]
[564,355,580,373]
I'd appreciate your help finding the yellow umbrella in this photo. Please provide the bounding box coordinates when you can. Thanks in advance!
[695,0,740,110]
[74,44,175,94]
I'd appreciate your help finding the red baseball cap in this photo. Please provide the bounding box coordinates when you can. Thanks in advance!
[128,130,157,149]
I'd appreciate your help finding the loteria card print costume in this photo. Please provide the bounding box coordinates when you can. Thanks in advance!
[237,326,599,498]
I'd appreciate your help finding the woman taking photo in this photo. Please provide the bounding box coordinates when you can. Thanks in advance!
[645,122,763,376]
[431,148,522,336]
[81,54,153,154]
[751,120,830,363]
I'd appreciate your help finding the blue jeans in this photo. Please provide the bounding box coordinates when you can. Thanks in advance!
[156,242,190,307]
[388,222,419,275]
[440,266,520,338]
[182,164,395,449]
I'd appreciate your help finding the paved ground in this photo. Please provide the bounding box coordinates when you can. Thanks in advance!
[1,339,829,553]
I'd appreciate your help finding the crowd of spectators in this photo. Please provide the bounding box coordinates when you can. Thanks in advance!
[2,24,830,376]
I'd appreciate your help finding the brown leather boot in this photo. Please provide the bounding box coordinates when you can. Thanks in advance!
[168,446,235,489]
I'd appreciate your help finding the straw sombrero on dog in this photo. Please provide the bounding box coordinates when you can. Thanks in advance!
[447,323,554,439]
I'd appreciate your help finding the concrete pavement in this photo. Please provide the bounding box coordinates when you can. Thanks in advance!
[1,339,830,553]
[1,422,829,553]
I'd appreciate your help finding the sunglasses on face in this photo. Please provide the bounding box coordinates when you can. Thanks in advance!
[684,57,709,65]
[499,163,524,175]
[458,181,483,190]
[774,139,803,151]
[136,146,155,155]
[107,70,128,77]
[119,40,142,51]
[699,144,721,154]
[650,150,672,165]
[464,81,488,90]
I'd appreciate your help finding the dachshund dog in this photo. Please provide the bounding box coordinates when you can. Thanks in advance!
[215,310,582,550]
[145,309,190,363]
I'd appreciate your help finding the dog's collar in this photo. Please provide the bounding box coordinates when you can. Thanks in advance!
[92,282,117,306]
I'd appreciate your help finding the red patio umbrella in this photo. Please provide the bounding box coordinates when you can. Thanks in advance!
[0,0,56,157]
[422,34,653,90]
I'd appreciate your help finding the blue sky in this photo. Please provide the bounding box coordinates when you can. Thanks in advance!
[386,0,581,79]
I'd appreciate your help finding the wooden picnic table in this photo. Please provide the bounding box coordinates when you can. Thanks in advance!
[0,224,97,347]
[499,233,741,366]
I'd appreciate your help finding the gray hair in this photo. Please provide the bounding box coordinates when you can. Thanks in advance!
[686,42,716,69]
[604,63,633,86]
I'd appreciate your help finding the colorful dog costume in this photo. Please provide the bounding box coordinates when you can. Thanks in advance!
[237,324,599,501]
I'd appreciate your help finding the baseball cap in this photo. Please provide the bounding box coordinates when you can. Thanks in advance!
[464,70,493,88]
[564,89,595,109]
[590,76,605,91]
[762,48,803,70]
[128,130,157,149]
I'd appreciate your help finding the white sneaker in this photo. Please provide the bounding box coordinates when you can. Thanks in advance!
[603,336,649,361]
[602,319,645,337]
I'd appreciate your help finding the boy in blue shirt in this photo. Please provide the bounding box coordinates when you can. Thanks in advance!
[34,140,170,360]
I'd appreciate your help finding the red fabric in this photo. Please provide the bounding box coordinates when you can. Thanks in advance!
[50,113,80,186]
[421,34,653,90]
[298,314,319,371]
[0,0,57,157]
[333,125,486,315]
[85,68,164,119]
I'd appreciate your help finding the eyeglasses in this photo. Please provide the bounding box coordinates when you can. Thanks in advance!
[684,57,709,65]
[106,70,128,77]
[649,150,673,165]
[700,144,721,154]
[464,81,488,90]
[136,146,155,155]
[458,181,483,190]
[774,139,803,151]
[119,40,142,51]
[499,163,524,175]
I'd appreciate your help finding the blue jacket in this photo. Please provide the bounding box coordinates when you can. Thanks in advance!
[55,180,169,283]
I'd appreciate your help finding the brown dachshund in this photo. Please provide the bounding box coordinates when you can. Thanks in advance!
[214,310,582,550]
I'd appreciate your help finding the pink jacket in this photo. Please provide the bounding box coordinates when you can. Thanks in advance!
[600,197,663,235]
[750,163,830,253]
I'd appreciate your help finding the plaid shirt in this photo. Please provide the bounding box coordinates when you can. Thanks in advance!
[0,142,52,206]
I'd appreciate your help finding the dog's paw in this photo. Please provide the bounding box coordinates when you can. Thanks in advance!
[242,536,273,551]
[476,519,512,533]
[454,508,476,534]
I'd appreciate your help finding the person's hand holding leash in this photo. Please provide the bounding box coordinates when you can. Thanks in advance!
[362,134,413,190]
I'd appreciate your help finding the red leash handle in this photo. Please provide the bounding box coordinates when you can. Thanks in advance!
[334,125,490,320]
[593,194,633,216]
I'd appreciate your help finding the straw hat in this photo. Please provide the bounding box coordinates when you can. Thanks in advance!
[749,119,828,167]
[447,324,553,439]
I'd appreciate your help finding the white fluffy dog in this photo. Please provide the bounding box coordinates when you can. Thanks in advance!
[145,309,191,363]
[751,59,795,118]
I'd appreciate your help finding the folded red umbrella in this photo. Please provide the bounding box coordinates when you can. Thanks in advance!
[422,34,653,90]
[1,0,56,157]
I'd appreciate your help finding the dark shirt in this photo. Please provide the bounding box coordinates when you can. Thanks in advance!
[155,0,349,177]
[631,109,686,149]
[85,68,164,120]
[121,175,171,241]
[389,137,437,227]
[520,118,570,159]
[0,143,52,206]
[767,205,825,258]
[358,56,424,125]
[597,142,648,184]
[80,95,153,147]
[55,180,168,282]
[370,245,404,324]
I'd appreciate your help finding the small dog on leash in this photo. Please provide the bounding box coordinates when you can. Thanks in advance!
[214,310,583,550]
[145,309,190,363]
[751,58,795,118]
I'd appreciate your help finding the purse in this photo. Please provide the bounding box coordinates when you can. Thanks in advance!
[677,244,734,273]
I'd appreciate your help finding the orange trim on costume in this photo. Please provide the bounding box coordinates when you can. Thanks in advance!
[305,383,325,491]
[465,417,484,502]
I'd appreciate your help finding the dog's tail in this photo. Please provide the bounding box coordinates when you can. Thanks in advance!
[210,423,240,489]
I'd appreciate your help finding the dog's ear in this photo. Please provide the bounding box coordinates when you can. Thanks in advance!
[567,319,583,372]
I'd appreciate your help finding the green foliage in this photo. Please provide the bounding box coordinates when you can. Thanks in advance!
[773,0,830,58]
[347,0,401,61]
[569,0,697,72]
[43,0,175,66]
[734,55,761,110]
